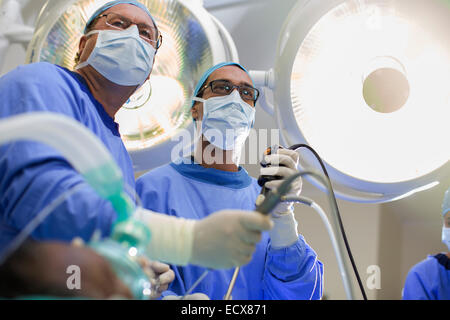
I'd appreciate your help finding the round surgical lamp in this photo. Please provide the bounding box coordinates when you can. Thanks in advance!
[25,0,238,172]
[252,0,450,203]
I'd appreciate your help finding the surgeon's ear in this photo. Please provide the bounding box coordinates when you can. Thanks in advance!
[79,35,87,55]
[76,35,88,63]
[145,56,156,81]
[191,103,200,121]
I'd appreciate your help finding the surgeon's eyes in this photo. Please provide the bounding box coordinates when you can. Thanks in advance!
[105,14,133,30]
[211,82,234,94]
[140,30,150,37]
[241,89,252,98]
[109,18,127,28]
[216,84,231,92]
[138,28,154,41]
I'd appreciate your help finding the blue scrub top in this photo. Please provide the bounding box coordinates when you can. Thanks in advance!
[403,253,450,300]
[0,62,135,250]
[136,157,324,300]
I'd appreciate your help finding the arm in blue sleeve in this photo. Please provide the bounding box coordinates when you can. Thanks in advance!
[0,63,118,247]
[136,173,169,214]
[160,290,179,299]
[263,235,324,300]
[402,265,433,300]
[0,143,117,246]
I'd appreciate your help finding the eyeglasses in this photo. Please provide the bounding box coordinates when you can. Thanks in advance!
[93,12,162,49]
[198,80,260,103]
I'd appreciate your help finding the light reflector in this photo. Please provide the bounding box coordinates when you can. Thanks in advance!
[290,0,450,184]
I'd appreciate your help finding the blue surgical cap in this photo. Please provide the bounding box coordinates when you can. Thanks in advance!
[191,61,253,109]
[84,0,156,34]
[443,187,450,217]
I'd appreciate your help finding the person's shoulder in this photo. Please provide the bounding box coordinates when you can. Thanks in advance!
[408,255,439,274]
[8,62,60,77]
[249,175,258,185]
[249,176,262,191]
[0,62,86,115]
[136,162,181,199]
[136,162,176,184]
[1,62,72,87]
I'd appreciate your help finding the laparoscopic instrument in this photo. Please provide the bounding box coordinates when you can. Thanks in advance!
[223,144,366,300]
[0,112,156,299]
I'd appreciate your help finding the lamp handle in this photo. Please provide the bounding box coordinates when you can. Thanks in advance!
[250,69,275,116]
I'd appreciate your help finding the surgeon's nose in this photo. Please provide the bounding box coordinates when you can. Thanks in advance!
[125,24,140,36]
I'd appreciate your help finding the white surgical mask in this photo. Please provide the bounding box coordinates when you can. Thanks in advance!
[442,226,450,251]
[76,25,155,86]
[192,90,255,151]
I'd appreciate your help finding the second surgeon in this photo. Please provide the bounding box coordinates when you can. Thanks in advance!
[137,62,324,300]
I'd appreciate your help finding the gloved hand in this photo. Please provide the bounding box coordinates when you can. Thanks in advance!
[190,210,273,269]
[260,148,303,213]
[136,208,272,269]
[136,257,175,300]
[163,293,210,300]
[260,148,302,248]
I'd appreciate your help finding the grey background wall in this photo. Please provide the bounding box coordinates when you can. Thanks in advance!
[1,0,449,299]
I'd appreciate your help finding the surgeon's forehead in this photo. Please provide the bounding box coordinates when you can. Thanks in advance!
[207,65,253,87]
[101,3,155,27]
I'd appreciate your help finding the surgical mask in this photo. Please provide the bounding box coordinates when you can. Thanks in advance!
[442,226,450,251]
[76,25,155,86]
[192,90,255,151]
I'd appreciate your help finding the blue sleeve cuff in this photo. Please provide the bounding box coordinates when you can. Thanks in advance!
[266,235,307,281]
[160,290,179,300]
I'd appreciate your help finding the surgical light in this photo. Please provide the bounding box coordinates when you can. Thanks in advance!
[252,0,450,203]
[25,0,238,172]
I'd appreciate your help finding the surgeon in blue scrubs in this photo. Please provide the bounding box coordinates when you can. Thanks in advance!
[0,1,157,249]
[136,62,324,300]
[0,1,272,279]
[402,187,450,300]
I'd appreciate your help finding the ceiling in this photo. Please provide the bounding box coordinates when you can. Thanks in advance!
[5,0,450,221]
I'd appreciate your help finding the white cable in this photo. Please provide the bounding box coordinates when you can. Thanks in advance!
[283,195,354,300]
[310,201,353,300]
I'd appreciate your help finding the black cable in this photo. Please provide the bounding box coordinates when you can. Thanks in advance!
[288,144,368,300]
[257,170,357,299]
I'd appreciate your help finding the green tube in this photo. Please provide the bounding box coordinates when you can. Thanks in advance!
[82,161,135,223]
[82,161,151,252]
